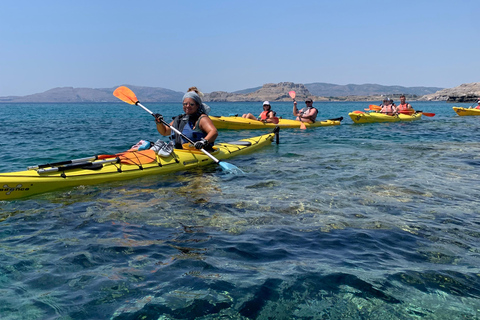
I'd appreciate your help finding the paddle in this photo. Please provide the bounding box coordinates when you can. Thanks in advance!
[27,149,156,170]
[289,91,306,129]
[369,105,381,111]
[397,110,415,115]
[288,90,296,101]
[113,86,242,173]
[415,110,435,117]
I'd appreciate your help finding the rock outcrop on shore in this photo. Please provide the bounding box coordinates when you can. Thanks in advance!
[420,82,480,102]
[205,82,315,102]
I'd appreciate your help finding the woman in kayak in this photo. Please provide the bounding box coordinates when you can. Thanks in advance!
[293,98,318,123]
[242,101,279,124]
[397,95,415,114]
[380,98,398,115]
[154,87,218,150]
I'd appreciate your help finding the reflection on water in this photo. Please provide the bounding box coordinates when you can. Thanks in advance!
[1,102,480,319]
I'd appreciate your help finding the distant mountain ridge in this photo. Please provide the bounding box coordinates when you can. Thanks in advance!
[0,82,445,103]
[304,83,443,97]
[0,85,184,103]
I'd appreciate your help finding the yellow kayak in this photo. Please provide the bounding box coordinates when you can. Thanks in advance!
[0,131,277,200]
[349,111,423,124]
[209,115,343,129]
[453,107,480,116]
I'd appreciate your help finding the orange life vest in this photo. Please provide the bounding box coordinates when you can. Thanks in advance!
[259,110,279,124]
[259,110,269,120]
[381,105,395,115]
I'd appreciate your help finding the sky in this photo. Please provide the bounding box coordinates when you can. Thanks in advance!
[1,0,479,96]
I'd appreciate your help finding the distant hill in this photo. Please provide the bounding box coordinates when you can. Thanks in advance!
[0,85,184,103]
[232,86,262,94]
[0,82,446,103]
[304,82,443,97]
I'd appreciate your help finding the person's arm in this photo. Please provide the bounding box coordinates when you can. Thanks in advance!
[264,111,275,123]
[155,115,172,136]
[293,101,300,117]
[198,117,218,144]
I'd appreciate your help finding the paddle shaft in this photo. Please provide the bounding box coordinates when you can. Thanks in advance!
[135,102,222,164]
[28,154,125,170]
[37,158,120,174]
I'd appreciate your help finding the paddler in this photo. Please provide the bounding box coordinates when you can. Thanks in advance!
[242,101,279,124]
[293,97,318,123]
[380,98,398,115]
[154,87,218,150]
[397,95,415,114]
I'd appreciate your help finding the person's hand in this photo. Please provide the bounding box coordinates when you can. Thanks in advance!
[293,101,297,108]
[154,113,163,123]
[194,138,208,149]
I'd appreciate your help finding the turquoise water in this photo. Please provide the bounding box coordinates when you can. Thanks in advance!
[1,101,480,319]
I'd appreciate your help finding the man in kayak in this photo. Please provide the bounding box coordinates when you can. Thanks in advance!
[154,87,218,150]
[380,98,398,115]
[397,95,414,114]
[293,98,318,123]
[242,101,279,124]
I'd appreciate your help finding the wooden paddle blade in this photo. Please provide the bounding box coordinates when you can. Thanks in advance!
[113,86,139,105]
[289,91,296,99]
[369,105,381,111]
[300,122,307,129]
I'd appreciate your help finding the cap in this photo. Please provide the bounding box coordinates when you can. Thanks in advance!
[305,98,313,103]
[477,100,480,103]
[263,101,270,106]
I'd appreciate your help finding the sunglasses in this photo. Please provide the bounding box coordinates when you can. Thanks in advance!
[305,101,312,104]
[182,103,196,107]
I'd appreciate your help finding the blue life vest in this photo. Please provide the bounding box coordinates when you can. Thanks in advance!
[170,114,207,149]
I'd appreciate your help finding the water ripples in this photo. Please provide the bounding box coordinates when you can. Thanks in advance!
[1,102,480,318]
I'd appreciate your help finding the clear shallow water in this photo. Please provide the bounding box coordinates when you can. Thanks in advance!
[1,101,480,319]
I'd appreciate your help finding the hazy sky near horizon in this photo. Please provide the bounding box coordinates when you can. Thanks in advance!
[1,0,479,96]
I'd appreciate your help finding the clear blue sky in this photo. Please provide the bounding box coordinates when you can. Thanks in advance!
[1,0,479,96]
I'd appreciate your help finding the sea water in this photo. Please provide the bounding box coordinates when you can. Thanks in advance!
[0,101,479,319]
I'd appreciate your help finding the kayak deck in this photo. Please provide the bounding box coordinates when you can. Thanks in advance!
[349,111,423,124]
[0,131,277,200]
[210,115,342,129]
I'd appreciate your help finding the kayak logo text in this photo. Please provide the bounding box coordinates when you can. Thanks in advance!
[1,184,29,195]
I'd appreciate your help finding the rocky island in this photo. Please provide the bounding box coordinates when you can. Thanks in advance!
[420,82,480,102]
